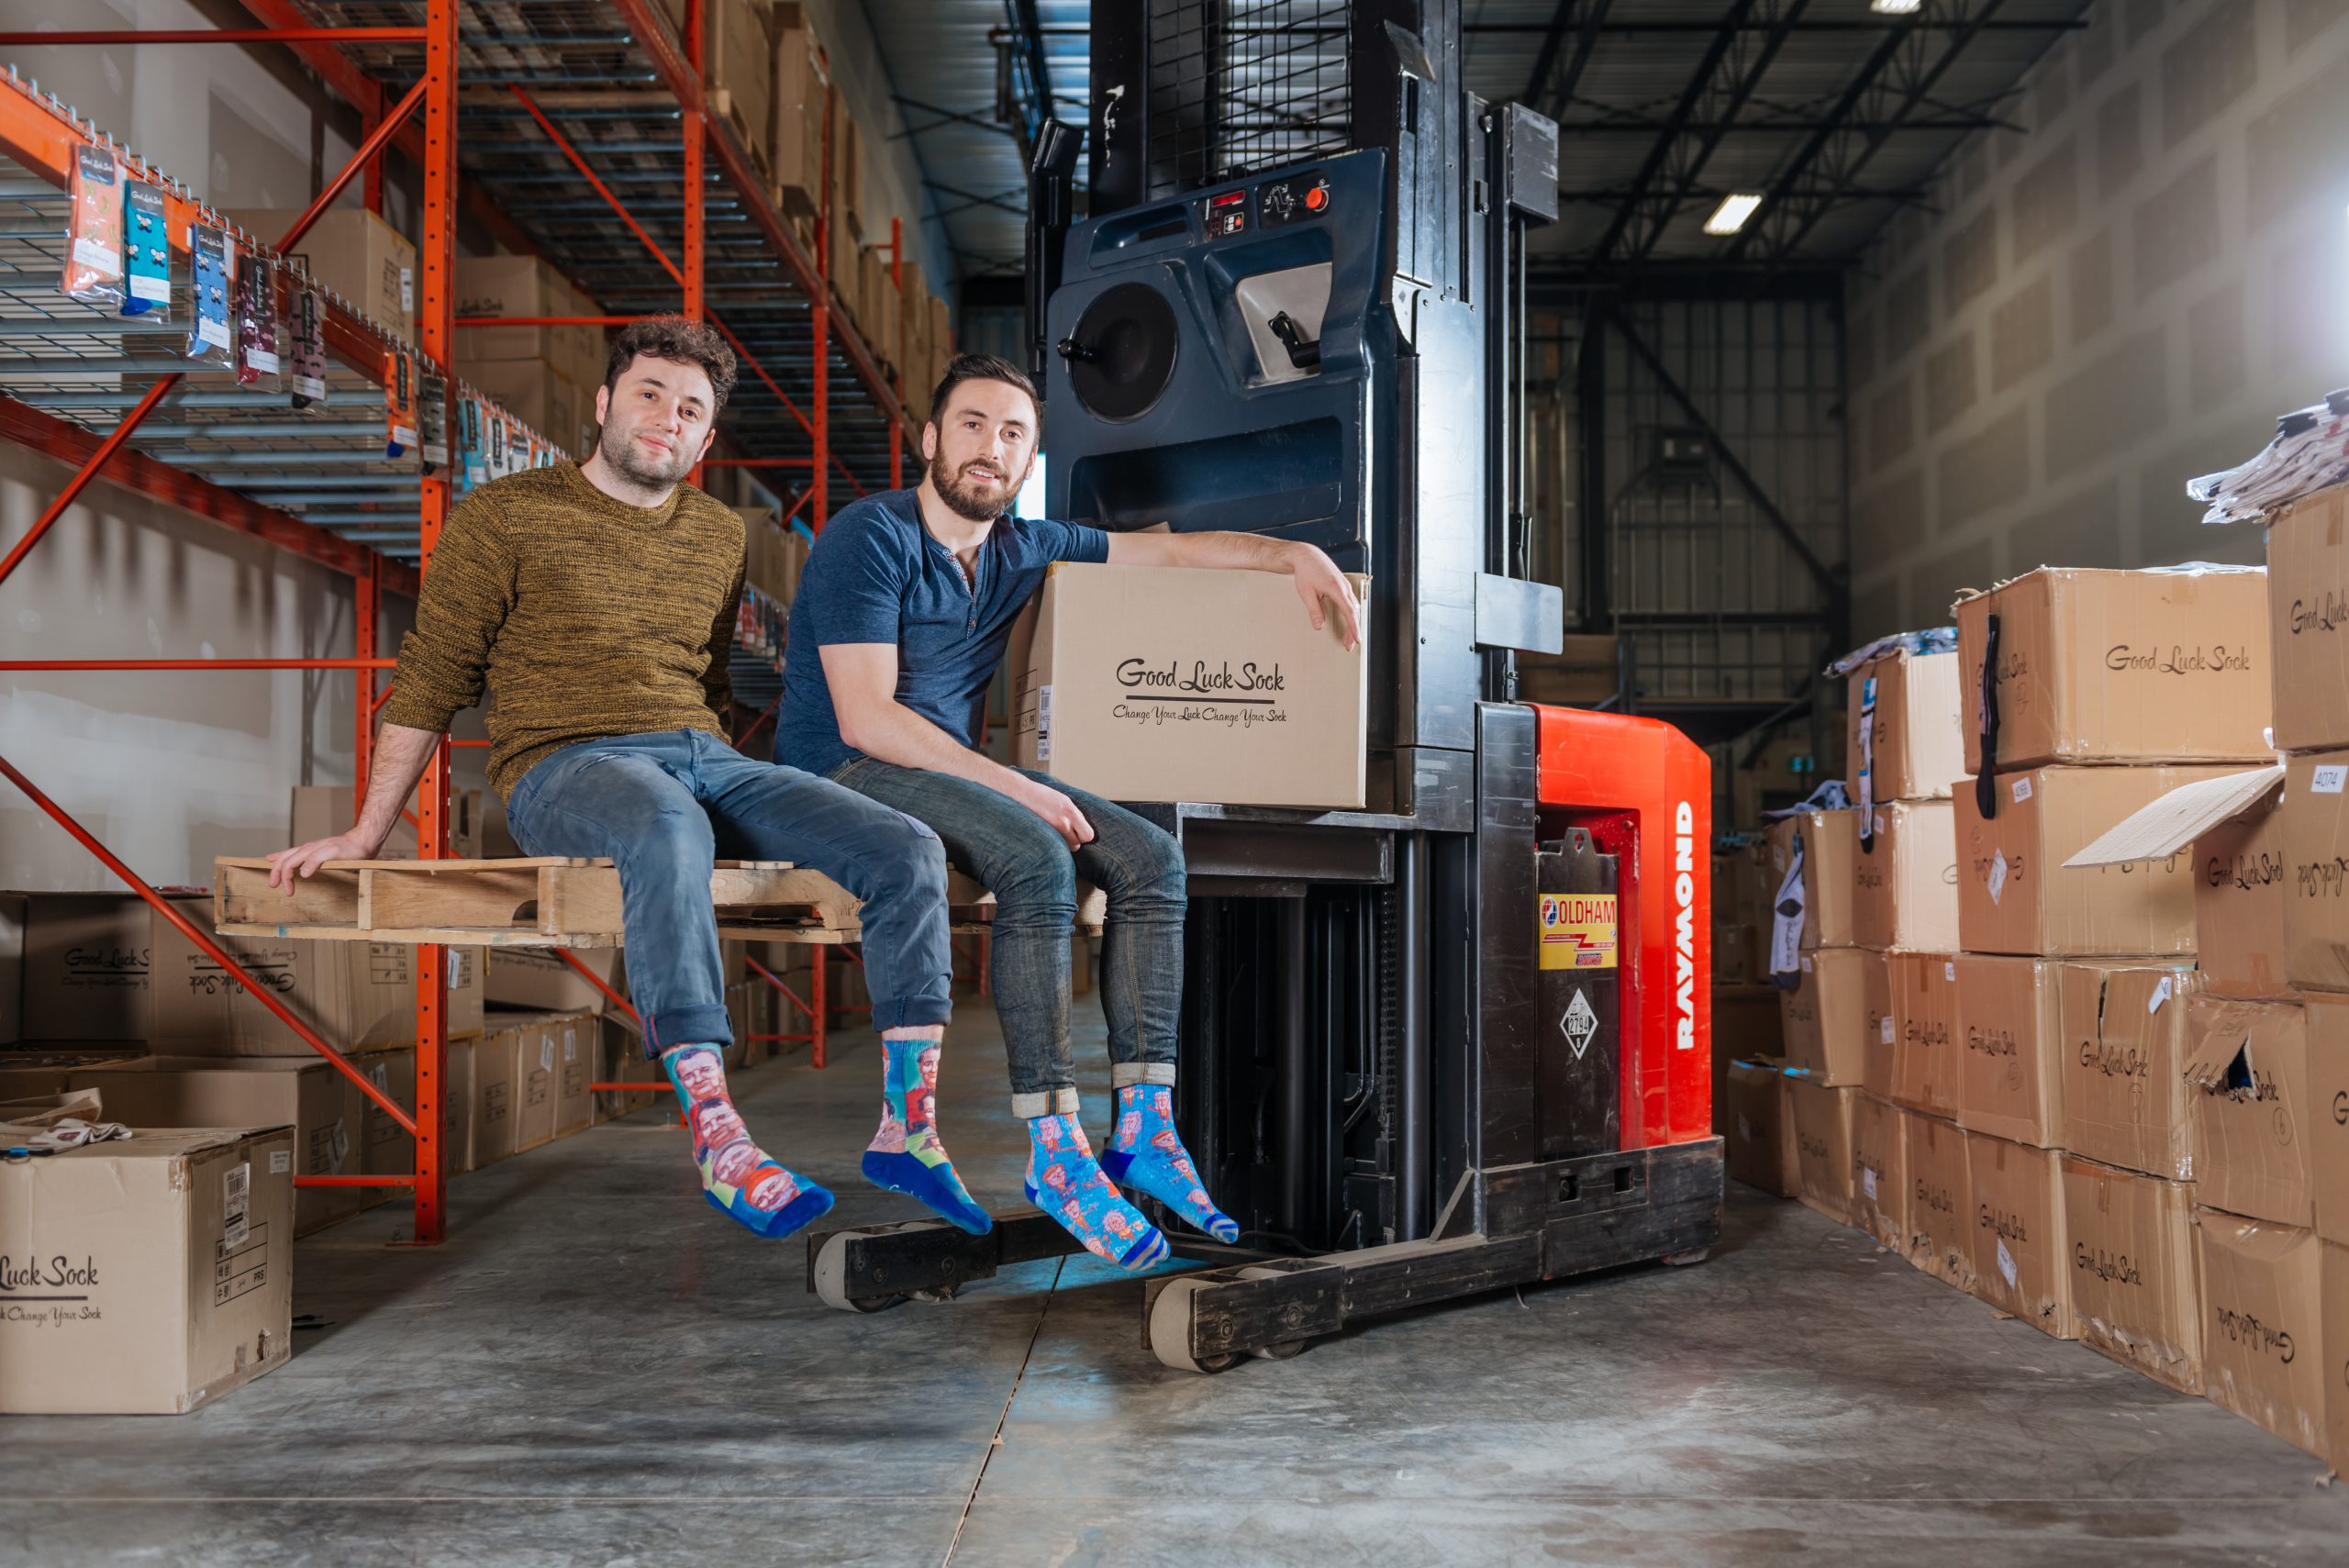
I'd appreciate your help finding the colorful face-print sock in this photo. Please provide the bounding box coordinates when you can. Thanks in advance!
[862,1037,993,1235]
[1025,1110,1168,1273]
[661,1044,834,1240]
[1102,1084,1241,1243]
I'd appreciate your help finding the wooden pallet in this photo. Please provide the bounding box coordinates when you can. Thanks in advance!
[214,857,1107,948]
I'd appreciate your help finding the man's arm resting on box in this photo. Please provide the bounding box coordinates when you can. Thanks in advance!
[1104,528,1363,650]
[266,723,445,885]
[818,641,1097,849]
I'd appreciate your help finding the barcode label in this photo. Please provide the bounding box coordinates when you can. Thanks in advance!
[222,1161,251,1250]
[2313,765,2347,795]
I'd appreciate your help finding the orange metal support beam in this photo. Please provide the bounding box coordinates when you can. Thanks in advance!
[0,28,426,44]
[558,949,640,1027]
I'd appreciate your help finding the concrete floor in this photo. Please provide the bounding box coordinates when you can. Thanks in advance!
[7,1001,2342,1568]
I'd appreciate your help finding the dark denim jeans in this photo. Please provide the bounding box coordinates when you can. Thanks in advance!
[830,757,1185,1116]
[506,729,952,1054]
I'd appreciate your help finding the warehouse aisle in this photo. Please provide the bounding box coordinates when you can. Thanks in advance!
[5,1002,2336,1568]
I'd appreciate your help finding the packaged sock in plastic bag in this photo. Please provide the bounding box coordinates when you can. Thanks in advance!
[418,370,449,474]
[384,347,417,459]
[185,224,234,368]
[62,144,126,306]
[457,394,486,494]
[121,180,170,317]
[288,285,328,406]
[235,254,283,390]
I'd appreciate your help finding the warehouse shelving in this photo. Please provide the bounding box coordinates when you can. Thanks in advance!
[0,0,926,1242]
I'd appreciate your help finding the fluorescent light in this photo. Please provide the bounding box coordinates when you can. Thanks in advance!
[1872,0,1924,14]
[1703,194,1764,236]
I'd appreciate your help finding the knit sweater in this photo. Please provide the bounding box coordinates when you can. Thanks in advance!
[381,462,745,799]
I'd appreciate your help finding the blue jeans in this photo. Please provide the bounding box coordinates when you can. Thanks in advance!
[506,730,952,1054]
[829,757,1185,1117]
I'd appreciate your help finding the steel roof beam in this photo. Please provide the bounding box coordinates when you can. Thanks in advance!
[1522,0,1616,119]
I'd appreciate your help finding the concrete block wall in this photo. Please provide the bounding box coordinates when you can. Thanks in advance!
[1845,0,2349,639]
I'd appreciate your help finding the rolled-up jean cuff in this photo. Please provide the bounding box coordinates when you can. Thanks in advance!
[1011,1087,1081,1118]
[1112,1062,1177,1089]
[874,995,953,1030]
[641,1002,733,1061]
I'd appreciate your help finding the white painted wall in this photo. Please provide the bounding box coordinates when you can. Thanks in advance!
[1845,0,2349,639]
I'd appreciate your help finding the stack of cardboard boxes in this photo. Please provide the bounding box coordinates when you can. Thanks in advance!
[452,254,608,460]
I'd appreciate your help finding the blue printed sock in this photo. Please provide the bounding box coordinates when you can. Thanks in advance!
[1024,1109,1168,1273]
[661,1044,833,1240]
[1102,1084,1241,1244]
[862,1037,993,1235]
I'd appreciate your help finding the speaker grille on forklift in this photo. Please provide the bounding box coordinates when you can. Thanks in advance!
[1145,0,1353,200]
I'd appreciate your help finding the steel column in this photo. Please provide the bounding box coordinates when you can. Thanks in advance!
[889,217,904,487]
[813,103,831,532]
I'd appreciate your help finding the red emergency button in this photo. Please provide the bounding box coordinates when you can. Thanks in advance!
[1304,184,1328,212]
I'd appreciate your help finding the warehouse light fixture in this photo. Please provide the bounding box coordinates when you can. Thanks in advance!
[1871,0,1924,14]
[1703,194,1765,235]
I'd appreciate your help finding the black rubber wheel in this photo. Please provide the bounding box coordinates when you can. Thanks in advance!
[846,1294,905,1314]
[1248,1339,1311,1361]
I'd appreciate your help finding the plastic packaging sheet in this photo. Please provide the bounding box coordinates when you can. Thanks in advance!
[2188,389,2349,526]
[185,224,234,368]
[62,144,126,306]
[235,255,284,391]
[122,181,170,317]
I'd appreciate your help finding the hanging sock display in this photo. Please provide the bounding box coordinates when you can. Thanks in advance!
[288,286,327,407]
[384,347,417,459]
[121,181,169,317]
[234,255,283,391]
[418,372,449,474]
[185,224,233,369]
[62,144,126,307]
[457,395,487,494]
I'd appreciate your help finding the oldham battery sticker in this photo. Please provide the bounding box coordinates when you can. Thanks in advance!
[1539,892,1618,970]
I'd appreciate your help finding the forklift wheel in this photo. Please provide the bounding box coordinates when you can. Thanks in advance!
[1146,1278,1237,1373]
[1248,1339,1311,1361]
[812,1230,905,1313]
[907,1285,960,1305]
[1663,1247,1710,1267]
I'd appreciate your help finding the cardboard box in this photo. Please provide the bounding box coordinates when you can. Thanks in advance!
[1954,566,2272,774]
[452,255,597,376]
[66,1058,374,1236]
[0,1125,295,1414]
[2183,996,2312,1227]
[356,1037,473,1182]
[705,0,774,174]
[1786,1075,1855,1226]
[2279,749,2349,994]
[2063,1156,2204,1392]
[1850,1092,1908,1249]
[516,1018,558,1153]
[1953,954,2075,1148]
[1776,948,1887,1087]
[552,1013,595,1139]
[15,893,150,1040]
[2325,1240,2349,1474]
[1712,984,1783,1065]
[2193,784,2292,1000]
[290,784,484,861]
[1955,765,2235,957]
[150,898,482,1054]
[1965,1132,2076,1338]
[770,9,830,218]
[0,892,22,1046]
[226,206,414,342]
[461,356,588,455]
[2195,1212,2329,1459]
[1851,800,1959,951]
[0,1045,146,1105]
[1902,1109,1976,1288]
[484,946,620,1017]
[2295,992,2349,1247]
[1888,951,1962,1118]
[1723,1060,1796,1196]
[743,510,808,606]
[471,1021,523,1167]
[1011,563,1371,810]
[2263,484,2349,752]
[1765,809,1861,951]
[1847,646,1963,804]
[2058,962,2202,1181]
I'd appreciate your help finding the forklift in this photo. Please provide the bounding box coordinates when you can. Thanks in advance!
[807,0,1721,1370]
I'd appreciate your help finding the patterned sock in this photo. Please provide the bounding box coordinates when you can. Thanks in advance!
[661,1044,833,1240]
[1102,1084,1241,1244]
[1024,1110,1168,1273]
[862,1037,992,1235]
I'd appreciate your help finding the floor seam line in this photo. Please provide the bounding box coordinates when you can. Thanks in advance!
[941,1255,1064,1567]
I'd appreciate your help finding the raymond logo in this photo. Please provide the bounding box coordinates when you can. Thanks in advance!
[1675,801,1697,1051]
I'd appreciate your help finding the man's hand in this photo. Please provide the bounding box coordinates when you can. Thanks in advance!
[1285,541,1363,651]
[1012,775,1096,851]
[267,831,384,889]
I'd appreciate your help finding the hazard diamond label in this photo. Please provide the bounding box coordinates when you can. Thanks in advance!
[1563,988,1598,1060]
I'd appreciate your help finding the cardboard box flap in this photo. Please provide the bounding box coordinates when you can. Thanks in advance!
[2065,764,2284,866]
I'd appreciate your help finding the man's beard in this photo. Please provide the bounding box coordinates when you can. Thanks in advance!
[598,418,695,490]
[930,448,1027,522]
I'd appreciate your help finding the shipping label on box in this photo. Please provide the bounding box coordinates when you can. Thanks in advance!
[1850,1092,1907,1250]
[1953,954,2078,1148]
[1765,809,1861,951]
[2182,996,2312,1228]
[2062,1156,2203,1392]
[1954,566,2272,774]
[1888,951,1961,1118]
[1724,1060,1796,1196]
[0,1127,295,1414]
[1852,799,1959,951]
[2297,993,2349,1249]
[1011,563,1370,810]
[1955,765,2233,957]
[1848,648,1964,806]
[2196,1212,2329,1460]
[1902,1108,1976,1288]
[2194,793,2292,999]
[2264,484,2349,753]
[1786,1075,1855,1226]
[1965,1132,2075,1339]
[1776,949,1883,1087]
[2058,962,2200,1181]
